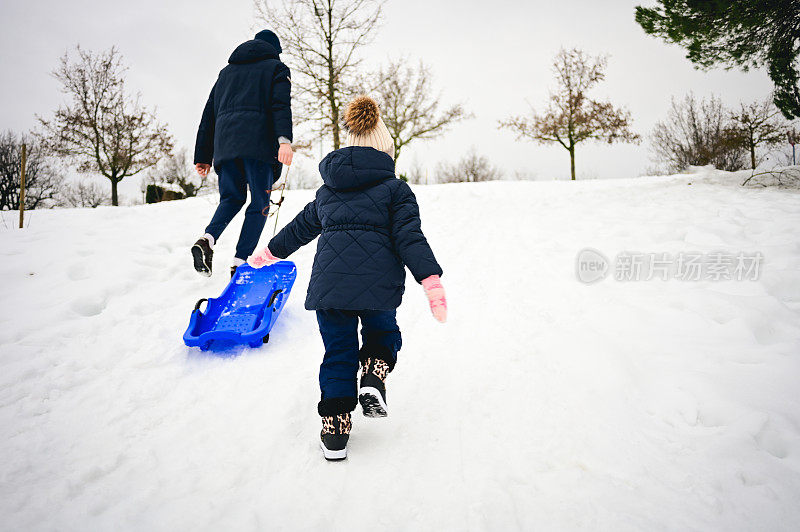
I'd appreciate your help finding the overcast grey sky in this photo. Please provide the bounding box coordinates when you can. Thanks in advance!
[0,0,775,188]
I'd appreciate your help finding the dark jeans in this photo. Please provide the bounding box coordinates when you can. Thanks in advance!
[316,309,402,400]
[204,158,273,260]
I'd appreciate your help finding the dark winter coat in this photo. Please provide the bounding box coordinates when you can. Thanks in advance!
[193,39,292,177]
[268,146,443,311]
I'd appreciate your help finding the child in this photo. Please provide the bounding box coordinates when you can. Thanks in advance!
[247,96,446,460]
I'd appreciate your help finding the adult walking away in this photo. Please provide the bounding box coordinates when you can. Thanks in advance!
[191,29,294,277]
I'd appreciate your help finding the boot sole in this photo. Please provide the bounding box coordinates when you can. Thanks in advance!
[191,245,212,277]
[359,387,388,418]
[320,441,347,461]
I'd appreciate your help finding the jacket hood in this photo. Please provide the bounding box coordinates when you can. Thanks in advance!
[319,146,396,191]
[229,39,279,64]
[254,29,282,53]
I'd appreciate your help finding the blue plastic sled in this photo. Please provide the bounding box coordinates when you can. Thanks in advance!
[183,261,297,350]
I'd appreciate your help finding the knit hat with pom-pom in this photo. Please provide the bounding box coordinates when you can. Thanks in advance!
[343,96,394,158]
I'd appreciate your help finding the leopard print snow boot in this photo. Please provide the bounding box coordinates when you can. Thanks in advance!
[359,358,390,418]
[320,413,351,461]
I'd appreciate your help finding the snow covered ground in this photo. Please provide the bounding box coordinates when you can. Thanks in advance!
[2,169,800,530]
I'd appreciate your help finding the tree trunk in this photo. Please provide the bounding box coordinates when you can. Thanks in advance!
[569,146,576,180]
[326,8,340,150]
[111,177,119,206]
[749,138,756,170]
[330,97,340,150]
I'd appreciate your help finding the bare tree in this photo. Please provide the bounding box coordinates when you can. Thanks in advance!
[58,181,108,208]
[500,48,639,180]
[284,163,323,189]
[0,131,62,210]
[38,46,174,206]
[730,97,791,169]
[651,93,747,172]
[402,158,427,185]
[254,0,384,150]
[436,149,503,184]
[147,147,211,198]
[373,59,469,162]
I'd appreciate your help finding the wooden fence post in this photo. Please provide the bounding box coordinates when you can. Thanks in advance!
[19,143,27,229]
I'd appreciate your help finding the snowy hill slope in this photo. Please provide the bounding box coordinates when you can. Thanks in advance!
[2,172,800,530]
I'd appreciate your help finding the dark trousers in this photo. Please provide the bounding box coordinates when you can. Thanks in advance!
[316,309,402,400]
[204,158,273,260]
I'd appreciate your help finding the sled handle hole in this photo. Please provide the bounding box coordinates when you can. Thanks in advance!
[268,289,283,307]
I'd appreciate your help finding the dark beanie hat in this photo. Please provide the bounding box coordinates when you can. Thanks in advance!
[255,29,282,53]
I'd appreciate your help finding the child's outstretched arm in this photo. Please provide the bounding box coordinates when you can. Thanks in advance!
[390,181,446,322]
[248,200,321,268]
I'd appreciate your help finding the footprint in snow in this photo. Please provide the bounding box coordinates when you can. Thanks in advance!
[67,263,91,281]
[71,294,108,317]
[754,418,790,459]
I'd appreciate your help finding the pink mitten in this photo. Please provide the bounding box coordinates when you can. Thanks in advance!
[421,275,447,323]
[247,246,280,268]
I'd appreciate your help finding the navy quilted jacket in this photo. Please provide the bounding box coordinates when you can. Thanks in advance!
[268,146,443,311]
[193,39,292,178]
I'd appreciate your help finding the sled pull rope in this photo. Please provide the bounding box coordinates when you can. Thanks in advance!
[194,298,208,312]
[260,183,285,218]
[272,165,289,237]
